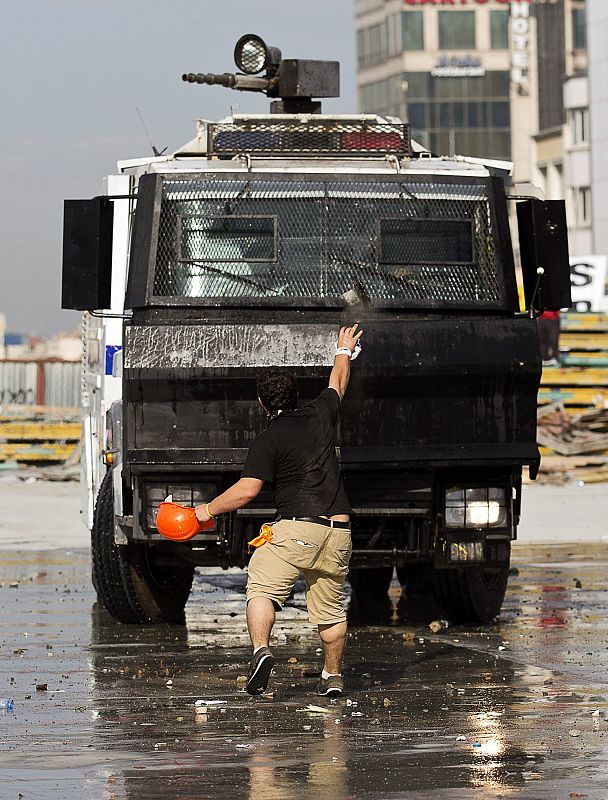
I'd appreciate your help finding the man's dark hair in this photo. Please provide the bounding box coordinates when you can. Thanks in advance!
[257,368,298,414]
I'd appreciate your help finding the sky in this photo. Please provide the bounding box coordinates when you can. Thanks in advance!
[0,0,356,336]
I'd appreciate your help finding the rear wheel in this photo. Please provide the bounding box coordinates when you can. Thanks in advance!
[432,563,509,624]
[91,472,194,624]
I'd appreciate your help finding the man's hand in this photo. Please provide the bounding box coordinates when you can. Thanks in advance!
[194,504,213,525]
[337,322,364,355]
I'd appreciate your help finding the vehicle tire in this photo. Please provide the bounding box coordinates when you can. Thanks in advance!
[432,563,510,624]
[348,567,393,617]
[91,471,194,624]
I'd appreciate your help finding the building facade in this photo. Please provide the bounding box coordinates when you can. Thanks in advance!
[355,0,538,184]
[532,0,590,256]
[587,0,608,260]
[356,0,591,258]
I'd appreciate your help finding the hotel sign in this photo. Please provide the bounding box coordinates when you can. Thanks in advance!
[511,0,531,95]
[432,55,485,77]
[570,256,608,313]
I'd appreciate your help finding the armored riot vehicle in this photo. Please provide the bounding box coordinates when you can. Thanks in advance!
[62,35,571,625]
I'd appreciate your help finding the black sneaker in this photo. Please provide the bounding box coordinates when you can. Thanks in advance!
[246,647,275,695]
[316,674,344,696]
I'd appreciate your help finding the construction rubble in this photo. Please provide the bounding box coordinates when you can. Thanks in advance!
[0,404,80,480]
[536,312,608,485]
[537,403,608,484]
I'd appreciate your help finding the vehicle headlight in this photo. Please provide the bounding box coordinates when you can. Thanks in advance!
[445,487,508,529]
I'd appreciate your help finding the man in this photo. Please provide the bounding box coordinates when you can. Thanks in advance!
[538,309,560,365]
[195,323,363,697]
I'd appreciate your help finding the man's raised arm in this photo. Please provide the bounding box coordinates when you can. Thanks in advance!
[328,323,364,401]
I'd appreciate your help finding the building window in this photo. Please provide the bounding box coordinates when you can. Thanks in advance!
[575,187,592,225]
[490,10,509,50]
[357,30,365,68]
[359,74,405,120]
[572,8,587,50]
[570,108,589,145]
[360,71,512,160]
[368,24,383,65]
[386,13,402,58]
[401,11,424,51]
[438,11,476,50]
[356,23,387,68]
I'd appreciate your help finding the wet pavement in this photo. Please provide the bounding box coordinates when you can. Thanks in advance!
[1,543,608,799]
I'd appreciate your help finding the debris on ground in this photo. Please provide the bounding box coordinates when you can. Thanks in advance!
[297,705,332,714]
[194,699,227,707]
[536,403,608,482]
[429,619,449,634]
[568,729,582,737]
[36,683,48,691]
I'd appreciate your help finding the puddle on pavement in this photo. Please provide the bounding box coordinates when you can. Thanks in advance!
[0,542,607,799]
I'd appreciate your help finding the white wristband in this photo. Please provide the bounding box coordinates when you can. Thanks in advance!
[335,344,362,360]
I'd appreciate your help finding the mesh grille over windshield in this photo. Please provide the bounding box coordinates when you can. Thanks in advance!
[152,176,503,305]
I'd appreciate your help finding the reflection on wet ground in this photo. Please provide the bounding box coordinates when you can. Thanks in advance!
[0,544,607,799]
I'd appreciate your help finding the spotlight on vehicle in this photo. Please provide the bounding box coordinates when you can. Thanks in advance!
[234,34,270,75]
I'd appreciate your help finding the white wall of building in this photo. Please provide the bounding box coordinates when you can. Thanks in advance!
[564,74,593,255]
[588,0,608,257]
[0,313,5,360]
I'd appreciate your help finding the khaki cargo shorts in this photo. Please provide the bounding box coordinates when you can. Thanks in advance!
[246,519,352,625]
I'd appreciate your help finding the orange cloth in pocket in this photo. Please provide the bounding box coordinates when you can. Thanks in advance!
[248,523,273,549]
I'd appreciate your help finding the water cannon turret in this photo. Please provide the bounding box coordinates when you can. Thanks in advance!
[182,33,339,114]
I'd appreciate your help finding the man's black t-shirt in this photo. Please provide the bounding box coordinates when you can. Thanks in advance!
[241,387,351,517]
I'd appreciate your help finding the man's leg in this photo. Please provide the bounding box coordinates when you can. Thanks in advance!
[318,620,347,675]
[304,526,351,696]
[245,539,301,695]
[247,596,276,650]
[305,571,348,695]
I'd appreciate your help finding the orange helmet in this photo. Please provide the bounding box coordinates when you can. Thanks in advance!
[156,501,213,542]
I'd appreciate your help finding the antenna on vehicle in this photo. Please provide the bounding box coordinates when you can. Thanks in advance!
[135,107,168,157]
[527,267,545,319]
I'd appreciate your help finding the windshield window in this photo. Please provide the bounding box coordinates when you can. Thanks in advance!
[152,176,503,305]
